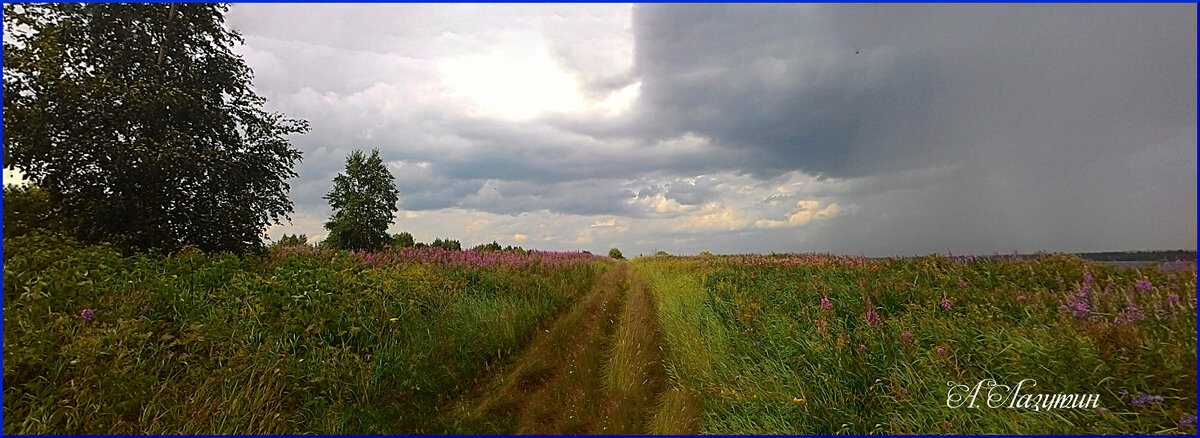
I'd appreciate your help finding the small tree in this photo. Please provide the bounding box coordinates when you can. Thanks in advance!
[609,247,625,260]
[431,238,461,251]
[392,232,415,248]
[323,149,399,251]
[278,233,308,246]
[473,241,502,252]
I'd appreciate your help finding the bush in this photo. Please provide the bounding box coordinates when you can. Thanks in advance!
[609,247,625,260]
[3,184,76,238]
[272,233,308,248]
[431,238,461,251]
[392,232,415,248]
[473,241,502,252]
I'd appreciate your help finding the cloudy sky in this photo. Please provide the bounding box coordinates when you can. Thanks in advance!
[215,4,1194,256]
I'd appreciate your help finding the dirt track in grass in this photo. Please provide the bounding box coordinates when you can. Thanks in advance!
[443,262,701,434]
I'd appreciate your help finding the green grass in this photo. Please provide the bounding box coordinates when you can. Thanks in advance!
[2,232,606,434]
[634,253,1198,434]
[5,231,1196,434]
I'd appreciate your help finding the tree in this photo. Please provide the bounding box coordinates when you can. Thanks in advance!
[473,241,502,252]
[3,4,308,253]
[3,184,77,238]
[430,238,461,251]
[609,247,625,260]
[278,233,308,246]
[323,149,398,251]
[391,232,415,248]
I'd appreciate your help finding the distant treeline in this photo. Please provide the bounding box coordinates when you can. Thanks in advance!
[1073,250,1197,262]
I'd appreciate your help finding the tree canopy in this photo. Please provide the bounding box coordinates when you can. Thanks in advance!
[2,3,308,253]
[322,149,399,251]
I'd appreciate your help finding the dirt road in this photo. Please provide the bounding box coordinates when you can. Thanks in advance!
[443,262,699,434]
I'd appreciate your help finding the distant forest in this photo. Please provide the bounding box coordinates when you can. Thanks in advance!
[1073,250,1197,262]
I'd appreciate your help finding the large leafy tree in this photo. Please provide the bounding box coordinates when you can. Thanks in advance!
[3,3,308,253]
[323,149,398,251]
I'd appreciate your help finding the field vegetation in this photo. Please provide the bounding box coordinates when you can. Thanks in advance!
[635,252,1197,434]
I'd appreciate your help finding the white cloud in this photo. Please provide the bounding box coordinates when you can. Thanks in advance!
[755,200,843,229]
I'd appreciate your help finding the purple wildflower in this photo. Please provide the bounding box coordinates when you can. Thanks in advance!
[901,331,913,341]
[1167,293,1181,306]
[1113,303,1143,325]
[857,344,867,353]
[820,297,832,311]
[1180,414,1197,427]
[1083,271,1094,285]
[753,341,761,348]
[1069,298,1091,318]
[865,309,881,326]
[1067,284,1093,318]
[80,308,95,322]
[1076,285,1093,300]
[1130,393,1164,407]
[1134,278,1154,292]
[1016,294,1027,302]
[940,298,953,311]
[937,347,947,356]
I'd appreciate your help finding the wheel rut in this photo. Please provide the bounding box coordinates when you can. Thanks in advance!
[447,261,693,434]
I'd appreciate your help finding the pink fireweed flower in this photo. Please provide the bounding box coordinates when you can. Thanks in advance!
[901,331,913,341]
[1113,303,1143,325]
[1068,297,1091,318]
[80,308,95,322]
[1167,293,1181,306]
[940,298,952,311]
[865,309,881,326]
[1083,271,1094,285]
[1134,278,1154,292]
[820,297,832,311]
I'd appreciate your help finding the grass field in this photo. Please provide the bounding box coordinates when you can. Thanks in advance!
[635,253,1197,434]
[3,232,605,434]
[3,232,1196,434]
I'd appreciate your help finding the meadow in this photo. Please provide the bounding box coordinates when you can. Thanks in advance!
[635,252,1197,434]
[3,231,1196,434]
[2,232,605,434]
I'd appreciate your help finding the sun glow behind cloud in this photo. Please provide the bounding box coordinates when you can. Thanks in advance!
[438,41,586,120]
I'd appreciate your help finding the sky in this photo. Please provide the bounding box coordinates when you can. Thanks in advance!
[198,4,1193,256]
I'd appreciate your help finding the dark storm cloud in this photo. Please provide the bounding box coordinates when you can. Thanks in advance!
[628,4,1196,179]
[229,4,1194,255]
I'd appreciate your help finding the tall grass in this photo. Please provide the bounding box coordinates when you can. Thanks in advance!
[3,232,606,434]
[635,253,1198,434]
